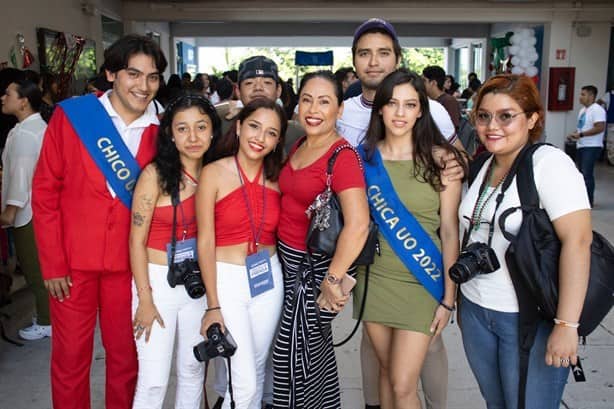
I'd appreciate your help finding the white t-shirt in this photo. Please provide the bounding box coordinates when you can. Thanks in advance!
[576,102,606,148]
[99,91,160,197]
[1,113,47,227]
[336,94,457,147]
[458,145,590,312]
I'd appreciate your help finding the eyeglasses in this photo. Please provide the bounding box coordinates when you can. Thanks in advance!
[474,111,527,127]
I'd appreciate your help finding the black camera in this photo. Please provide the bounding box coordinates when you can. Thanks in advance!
[449,242,500,284]
[193,323,237,362]
[167,259,205,299]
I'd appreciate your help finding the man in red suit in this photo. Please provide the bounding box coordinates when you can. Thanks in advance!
[32,35,167,409]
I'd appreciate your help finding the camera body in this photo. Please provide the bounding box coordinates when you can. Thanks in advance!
[193,323,237,362]
[167,259,205,299]
[449,242,500,284]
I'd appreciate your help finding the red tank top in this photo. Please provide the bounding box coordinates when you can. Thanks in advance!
[215,162,280,249]
[146,195,197,251]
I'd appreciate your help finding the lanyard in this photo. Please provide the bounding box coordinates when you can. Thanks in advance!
[234,156,266,254]
[463,159,507,249]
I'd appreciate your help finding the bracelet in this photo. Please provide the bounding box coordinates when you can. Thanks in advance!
[554,318,580,328]
[579,132,584,138]
[439,301,456,312]
[206,306,221,312]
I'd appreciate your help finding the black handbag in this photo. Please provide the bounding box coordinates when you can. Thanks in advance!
[305,144,379,266]
[499,143,614,337]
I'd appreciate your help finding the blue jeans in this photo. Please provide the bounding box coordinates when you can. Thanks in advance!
[576,146,602,205]
[459,294,569,409]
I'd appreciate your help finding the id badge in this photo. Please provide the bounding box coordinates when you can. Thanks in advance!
[166,238,198,265]
[245,250,274,297]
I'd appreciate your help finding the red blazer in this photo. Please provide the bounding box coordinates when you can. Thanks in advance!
[32,104,158,280]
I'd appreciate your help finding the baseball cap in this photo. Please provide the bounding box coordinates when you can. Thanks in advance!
[238,56,279,84]
[352,18,399,48]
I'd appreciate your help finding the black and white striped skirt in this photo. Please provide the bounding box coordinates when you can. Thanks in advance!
[272,240,344,409]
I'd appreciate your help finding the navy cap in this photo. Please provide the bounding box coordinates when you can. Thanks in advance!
[238,55,279,84]
[353,18,399,47]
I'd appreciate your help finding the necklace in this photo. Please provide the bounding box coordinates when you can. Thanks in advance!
[470,160,508,231]
[182,169,198,187]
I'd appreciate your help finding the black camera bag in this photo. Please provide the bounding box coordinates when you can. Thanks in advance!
[497,143,614,338]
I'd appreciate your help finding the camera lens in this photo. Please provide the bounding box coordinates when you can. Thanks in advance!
[449,262,472,284]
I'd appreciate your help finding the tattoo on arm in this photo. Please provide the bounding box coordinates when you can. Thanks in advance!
[137,194,154,212]
[133,212,145,226]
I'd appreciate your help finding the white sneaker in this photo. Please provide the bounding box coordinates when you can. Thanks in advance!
[18,323,52,340]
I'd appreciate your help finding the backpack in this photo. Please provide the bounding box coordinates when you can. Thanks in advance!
[497,143,614,337]
[457,117,480,157]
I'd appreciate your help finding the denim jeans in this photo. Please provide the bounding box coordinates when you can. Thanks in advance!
[576,146,602,205]
[459,294,569,409]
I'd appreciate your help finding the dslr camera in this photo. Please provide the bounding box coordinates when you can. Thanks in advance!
[193,323,237,362]
[449,242,500,284]
[167,258,205,299]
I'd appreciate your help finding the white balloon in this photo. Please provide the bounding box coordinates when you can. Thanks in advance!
[529,37,537,46]
[509,45,520,55]
[520,58,531,68]
[511,66,524,75]
[511,56,521,66]
[526,66,538,77]
[529,52,539,62]
[520,39,530,48]
[510,34,520,45]
[518,48,529,57]
[524,29,534,38]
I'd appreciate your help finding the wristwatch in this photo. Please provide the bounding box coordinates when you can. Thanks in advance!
[325,273,341,285]
[579,132,584,138]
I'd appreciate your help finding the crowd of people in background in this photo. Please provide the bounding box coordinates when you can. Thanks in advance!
[0,16,607,409]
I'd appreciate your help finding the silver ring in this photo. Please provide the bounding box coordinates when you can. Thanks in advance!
[560,358,570,364]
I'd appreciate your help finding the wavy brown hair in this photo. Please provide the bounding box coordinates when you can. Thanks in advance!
[363,69,466,191]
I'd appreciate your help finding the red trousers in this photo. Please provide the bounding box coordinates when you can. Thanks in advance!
[50,269,137,409]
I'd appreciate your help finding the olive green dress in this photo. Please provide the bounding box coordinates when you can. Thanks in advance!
[353,160,440,335]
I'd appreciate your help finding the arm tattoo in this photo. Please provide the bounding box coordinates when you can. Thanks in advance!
[133,212,145,226]
[137,194,154,212]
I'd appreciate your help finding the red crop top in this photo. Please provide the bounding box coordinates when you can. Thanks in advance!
[215,165,280,248]
[277,137,366,250]
[146,195,197,251]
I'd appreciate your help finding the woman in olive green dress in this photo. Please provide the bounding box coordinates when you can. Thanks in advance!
[355,69,465,409]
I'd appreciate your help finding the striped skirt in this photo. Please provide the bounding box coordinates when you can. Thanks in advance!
[272,240,344,409]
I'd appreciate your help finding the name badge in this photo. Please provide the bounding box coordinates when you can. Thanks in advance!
[167,238,198,265]
[245,250,274,297]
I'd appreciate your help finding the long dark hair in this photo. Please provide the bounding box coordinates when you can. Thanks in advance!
[364,69,466,191]
[154,93,221,195]
[212,99,287,182]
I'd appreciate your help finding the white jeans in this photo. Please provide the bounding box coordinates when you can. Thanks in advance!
[215,255,283,409]
[132,263,206,409]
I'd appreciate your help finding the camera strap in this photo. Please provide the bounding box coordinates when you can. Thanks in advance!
[461,143,532,250]
[168,187,180,276]
[202,357,236,409]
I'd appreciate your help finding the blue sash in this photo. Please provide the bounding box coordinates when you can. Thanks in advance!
[60,94,143,209]
[358,145,444,301]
